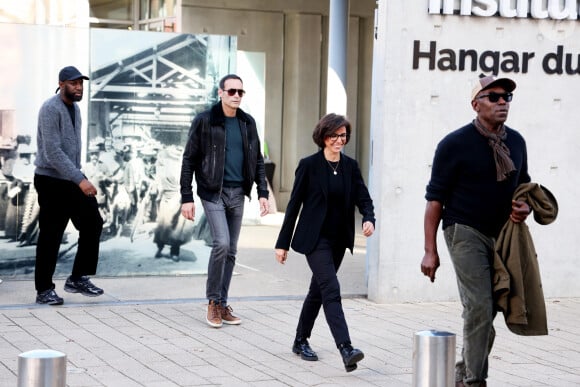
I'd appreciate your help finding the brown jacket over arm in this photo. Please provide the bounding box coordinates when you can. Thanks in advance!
[493,183,558,336]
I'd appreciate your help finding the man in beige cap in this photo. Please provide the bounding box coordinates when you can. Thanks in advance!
[421,75,532,386]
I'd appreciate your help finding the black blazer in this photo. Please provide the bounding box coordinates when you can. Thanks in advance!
[275,150,375,255]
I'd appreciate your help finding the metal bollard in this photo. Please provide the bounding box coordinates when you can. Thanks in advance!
[17,349,66,387]
[412,330,455,387]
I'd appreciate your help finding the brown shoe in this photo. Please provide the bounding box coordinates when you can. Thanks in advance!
[220,304,242,325]
[206,300,223,328]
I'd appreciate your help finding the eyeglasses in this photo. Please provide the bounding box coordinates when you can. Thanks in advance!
[223,88,245,97]
[476,92,513,103]
[328,133,348,142]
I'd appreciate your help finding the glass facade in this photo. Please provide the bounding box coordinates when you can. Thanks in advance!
[89,0,178,31]
[0,0,175,30]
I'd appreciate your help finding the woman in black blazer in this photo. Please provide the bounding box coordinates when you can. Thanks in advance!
[275,113,375,372]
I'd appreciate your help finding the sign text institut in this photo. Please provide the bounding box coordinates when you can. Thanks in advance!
[428,0,580,20]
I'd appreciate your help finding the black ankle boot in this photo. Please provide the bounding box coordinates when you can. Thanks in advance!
[292,337,318,361]
[339,343,364,372]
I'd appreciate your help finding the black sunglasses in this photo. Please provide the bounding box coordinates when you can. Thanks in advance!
[223,88,245,97]
[477,92,513,103]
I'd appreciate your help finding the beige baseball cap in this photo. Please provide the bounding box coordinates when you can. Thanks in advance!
[471,75,516,101]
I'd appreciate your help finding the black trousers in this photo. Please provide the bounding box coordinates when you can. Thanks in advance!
[34,174,103,292]
[296,237,350,347]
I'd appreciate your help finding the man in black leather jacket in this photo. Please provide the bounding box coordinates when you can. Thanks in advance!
[180,74,269,328]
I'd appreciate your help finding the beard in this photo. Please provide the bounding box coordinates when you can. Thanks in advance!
[64,88,83,102]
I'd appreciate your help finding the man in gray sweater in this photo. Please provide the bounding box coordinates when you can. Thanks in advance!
[34,66,104,305]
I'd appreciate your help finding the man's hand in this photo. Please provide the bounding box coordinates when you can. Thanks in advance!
[259,197,269,217]
[79,178,97,197]
[421,252,440,283]
[181,202,195,221]
[510,200,531,223]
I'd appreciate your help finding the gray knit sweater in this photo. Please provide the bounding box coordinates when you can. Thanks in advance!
[34,94,85,184]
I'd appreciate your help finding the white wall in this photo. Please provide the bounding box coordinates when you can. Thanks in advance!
[368,0,580,303]
[0,23,90,150]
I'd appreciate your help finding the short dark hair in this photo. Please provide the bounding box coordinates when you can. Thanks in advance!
[219,74,243,89]
[312,113,351,148]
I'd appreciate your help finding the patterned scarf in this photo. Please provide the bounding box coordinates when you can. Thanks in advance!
[473,119,516,181]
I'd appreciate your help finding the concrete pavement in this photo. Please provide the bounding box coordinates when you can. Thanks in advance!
[1,221,579,386]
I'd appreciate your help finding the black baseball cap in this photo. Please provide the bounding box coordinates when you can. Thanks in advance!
[58,66,89,82]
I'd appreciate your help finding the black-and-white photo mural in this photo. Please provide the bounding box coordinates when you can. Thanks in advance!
[0,24,237,279]
[85,29,237,276]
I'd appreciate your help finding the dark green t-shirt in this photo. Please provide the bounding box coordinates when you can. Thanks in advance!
[223,117,244,185]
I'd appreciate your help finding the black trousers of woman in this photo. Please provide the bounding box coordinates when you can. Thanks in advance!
[296,237,350,347]
[34,174,103,292]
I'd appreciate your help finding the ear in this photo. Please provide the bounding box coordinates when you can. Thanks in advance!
[471,99,478,112]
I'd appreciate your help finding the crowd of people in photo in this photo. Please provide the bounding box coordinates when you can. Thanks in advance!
[0,135,37,246]
[0,134,210,261]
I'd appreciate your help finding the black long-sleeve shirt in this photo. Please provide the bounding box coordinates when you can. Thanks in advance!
[426,123,531,238]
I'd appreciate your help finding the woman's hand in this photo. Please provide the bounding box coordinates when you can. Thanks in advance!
[275,248,288,264]
[362,221,374,237]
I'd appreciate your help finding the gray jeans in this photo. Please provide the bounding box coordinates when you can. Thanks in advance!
[444,223,496,386]
[201,187,245,305]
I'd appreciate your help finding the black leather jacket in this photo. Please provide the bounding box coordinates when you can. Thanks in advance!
[180,102,269,203]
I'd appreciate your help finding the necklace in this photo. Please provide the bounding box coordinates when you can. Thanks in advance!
[326,159,340,175]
